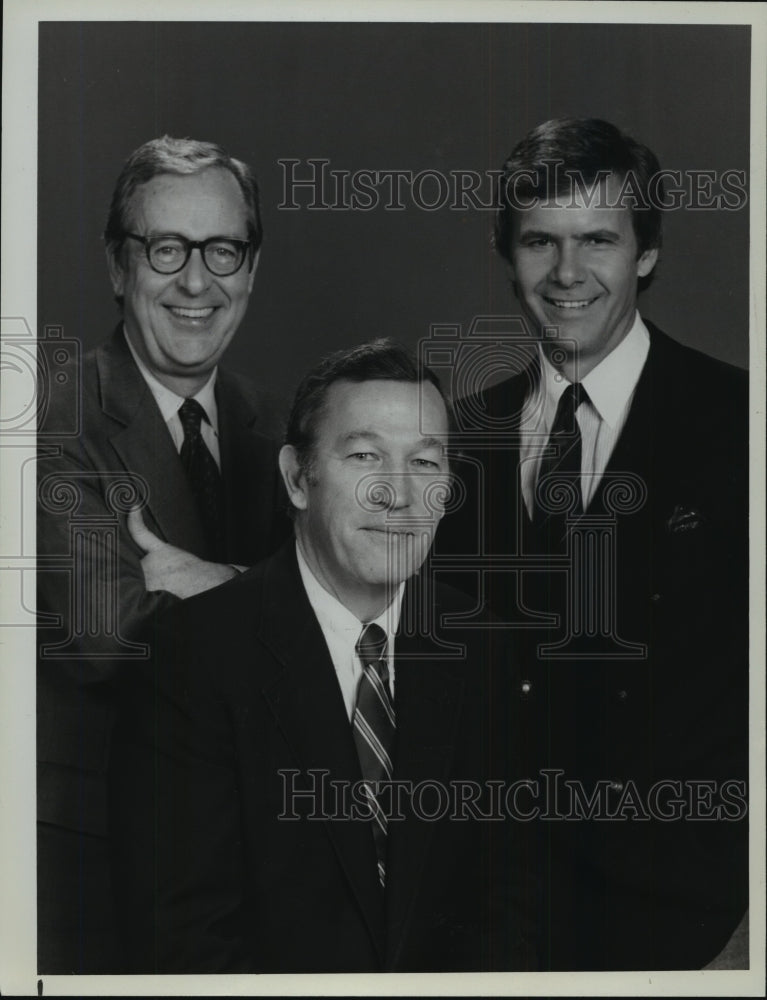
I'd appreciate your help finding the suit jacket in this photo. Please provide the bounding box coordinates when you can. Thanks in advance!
[436,322,749,969]
[109,542,538,973]
[37,326,289,838]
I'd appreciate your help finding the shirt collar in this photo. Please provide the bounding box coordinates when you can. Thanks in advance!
[295,541,404,643]
[537,312,650,427]
[123,324,219,430]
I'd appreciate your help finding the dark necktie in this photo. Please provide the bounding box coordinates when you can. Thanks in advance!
[353,623,395,888]
[533,382,588,526]
[178,398,225,561]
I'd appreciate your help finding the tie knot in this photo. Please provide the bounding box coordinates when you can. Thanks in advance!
[562,380,586,409]
[178,398,208,435]
[552,382,588,432]
[356,623,388,669]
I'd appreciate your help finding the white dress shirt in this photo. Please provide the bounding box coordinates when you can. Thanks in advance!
[296,542,403,722]
[123,327,222,468]
[519,312,651,517]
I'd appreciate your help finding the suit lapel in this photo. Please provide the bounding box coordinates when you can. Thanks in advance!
[451,371,529,551]
[595,340,654,501]
[215,370,274,563]
[256,546,386,961]
[97,327,207,555]
[482,373,540,565]
[495,373,531,543]
[591,325,681,520]
[384,576,466,964]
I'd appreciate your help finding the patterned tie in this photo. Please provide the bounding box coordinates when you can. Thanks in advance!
[533,382,588,526]
[178,398,225,561]
[353,622,395,888]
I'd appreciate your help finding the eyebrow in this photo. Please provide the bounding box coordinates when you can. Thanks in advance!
[341,431,446,450]
[517,227,622,241]
[145,231,250,241]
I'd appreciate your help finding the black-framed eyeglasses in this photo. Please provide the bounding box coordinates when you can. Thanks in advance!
[124,233,254,276]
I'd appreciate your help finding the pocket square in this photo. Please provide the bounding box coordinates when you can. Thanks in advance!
[666,504,705,534]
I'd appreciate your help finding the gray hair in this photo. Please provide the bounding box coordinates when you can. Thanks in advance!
[103,135,263,258]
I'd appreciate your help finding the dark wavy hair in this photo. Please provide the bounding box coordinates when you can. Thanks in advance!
[494,117,664,265]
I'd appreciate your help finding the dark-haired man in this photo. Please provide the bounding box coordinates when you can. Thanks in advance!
[439,118,748,969]
[37,136,287,971]
[110,340,536,973]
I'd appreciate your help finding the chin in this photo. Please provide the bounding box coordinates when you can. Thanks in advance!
[360,568,409,588]
[357,564,414,590]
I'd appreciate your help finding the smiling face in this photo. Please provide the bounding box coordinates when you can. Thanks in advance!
[107,167,258,395]
[279,379,450,621]
[508,173,658,379]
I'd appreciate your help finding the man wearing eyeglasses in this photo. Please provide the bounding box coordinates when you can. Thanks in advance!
[36,136,287,972]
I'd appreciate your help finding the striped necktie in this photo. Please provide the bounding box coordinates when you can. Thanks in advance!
[353,622,395,888]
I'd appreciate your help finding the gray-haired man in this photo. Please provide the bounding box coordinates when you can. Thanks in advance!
[37,136,287,972]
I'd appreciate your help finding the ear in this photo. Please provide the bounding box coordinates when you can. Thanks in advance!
[247,247,261,293]
[106,245,125,297]
[279,445,309,512]
[636,246,658,279]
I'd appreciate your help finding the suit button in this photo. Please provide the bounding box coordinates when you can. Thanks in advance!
[520,680,532,695]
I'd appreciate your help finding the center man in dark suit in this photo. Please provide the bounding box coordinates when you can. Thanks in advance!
[110,340,536,973]
[438,118,749,970]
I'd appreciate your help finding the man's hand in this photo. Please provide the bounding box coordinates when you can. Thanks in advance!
[127,508,238,599]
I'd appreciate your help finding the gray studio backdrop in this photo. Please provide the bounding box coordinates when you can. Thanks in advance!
[38,21,750,421]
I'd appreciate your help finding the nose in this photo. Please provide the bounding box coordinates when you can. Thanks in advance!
[391,472,418,512]
[550,242,584,287]
[367,470,417,514]
[367,473,412,512]
[175,247,213,295]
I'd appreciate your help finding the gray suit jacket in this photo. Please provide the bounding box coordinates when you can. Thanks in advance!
[37,326,288,836]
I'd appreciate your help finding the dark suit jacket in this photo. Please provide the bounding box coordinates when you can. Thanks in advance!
[436,323,749,970]
[37,326,288,838]
[110,542,538,973]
